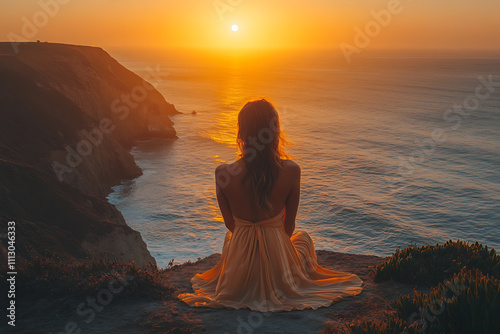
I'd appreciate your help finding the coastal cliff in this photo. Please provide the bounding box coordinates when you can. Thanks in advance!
[0,42,179,266]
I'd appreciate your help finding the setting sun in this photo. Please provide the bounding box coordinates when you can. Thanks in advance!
[231,24,239,32]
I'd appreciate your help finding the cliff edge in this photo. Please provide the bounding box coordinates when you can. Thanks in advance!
[0,42,179,266]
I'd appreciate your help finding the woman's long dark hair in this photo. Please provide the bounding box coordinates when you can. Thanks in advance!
[237,99,289,216]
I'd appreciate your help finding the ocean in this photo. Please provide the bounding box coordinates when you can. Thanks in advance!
[106,48,500,268]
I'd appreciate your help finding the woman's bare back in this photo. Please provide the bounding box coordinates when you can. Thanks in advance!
[215,158,301,236]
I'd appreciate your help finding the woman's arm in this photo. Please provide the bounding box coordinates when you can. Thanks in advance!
[215,165,235,233]
[283,162,301,237]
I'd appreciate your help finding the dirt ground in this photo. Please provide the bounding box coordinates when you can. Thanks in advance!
[10,250,424,334]
[145,250,421,334]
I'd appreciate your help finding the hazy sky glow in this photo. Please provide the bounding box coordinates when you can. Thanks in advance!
[1,0,500,52]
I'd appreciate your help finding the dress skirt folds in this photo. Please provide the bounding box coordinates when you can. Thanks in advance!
[178,206,363,312]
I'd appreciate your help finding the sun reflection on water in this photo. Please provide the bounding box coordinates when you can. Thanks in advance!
[201,54,247,150]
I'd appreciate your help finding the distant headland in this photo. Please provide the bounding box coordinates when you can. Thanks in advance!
[0,42,180,266]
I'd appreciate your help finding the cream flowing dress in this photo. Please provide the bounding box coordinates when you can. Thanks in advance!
[178,206,363,312]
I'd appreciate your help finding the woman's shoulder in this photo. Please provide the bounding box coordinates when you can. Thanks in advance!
[215,158,299,174]
[215,159,245,174]
[279,159,300,186]
[281,159,300,171]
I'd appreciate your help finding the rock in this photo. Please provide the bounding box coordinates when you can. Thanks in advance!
[0,42,179,266]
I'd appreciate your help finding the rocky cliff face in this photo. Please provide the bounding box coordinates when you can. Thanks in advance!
[0,42,179,266]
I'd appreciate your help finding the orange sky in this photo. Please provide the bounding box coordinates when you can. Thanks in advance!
[1,0,500,52]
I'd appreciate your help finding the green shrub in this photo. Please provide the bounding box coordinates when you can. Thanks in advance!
[335,269,500,334]
[395,269,500,333]
[323,241,500,334]
[373,240,500,285]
